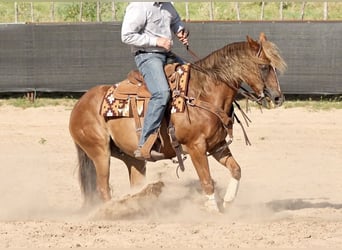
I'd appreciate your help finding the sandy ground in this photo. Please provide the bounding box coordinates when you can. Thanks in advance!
[0,103,342,248]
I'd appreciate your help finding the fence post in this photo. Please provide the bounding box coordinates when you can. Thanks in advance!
[209,1,214,21]
[323,2,328,20]
[300,2,306,20]
[260,2,265,20]
[185,2,189,21]
[235,2,240,21]
[79,2,83,22]
[97,1,101,22]
[50,2,55,22]
[14,2,18,23]
[31,2,34,22]
[112,2,116,21]
[279,2,283,20]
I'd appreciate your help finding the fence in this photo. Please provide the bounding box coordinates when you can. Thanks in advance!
[3,2,341,23]
[0,21,341,95]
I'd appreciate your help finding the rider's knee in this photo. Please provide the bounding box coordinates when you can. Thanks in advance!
[153,89,170,104]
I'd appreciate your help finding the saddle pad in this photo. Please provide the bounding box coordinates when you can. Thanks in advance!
[170,64,190,113]
[100,63,190,119]
[100,85,146,118]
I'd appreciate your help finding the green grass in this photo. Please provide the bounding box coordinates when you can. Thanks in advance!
[283,98,342,111]
[0,2,341,23]
[0,97,77,109]
[1,96,341,111]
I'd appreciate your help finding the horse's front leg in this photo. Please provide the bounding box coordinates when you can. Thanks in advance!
[187,144,220,212]
[211,142,241,208]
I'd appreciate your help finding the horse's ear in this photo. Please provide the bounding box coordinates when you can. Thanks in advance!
[246,35,259,50]
[259,32,268,43]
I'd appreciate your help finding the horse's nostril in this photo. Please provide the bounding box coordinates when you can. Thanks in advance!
[274,96,283,105]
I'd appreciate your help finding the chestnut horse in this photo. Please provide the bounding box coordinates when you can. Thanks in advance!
[69,33,286,212]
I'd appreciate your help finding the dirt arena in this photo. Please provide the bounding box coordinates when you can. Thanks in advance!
[0,103,341,248]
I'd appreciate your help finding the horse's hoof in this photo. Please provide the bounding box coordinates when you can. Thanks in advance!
[206,204,220,213]
[223,200,234,210]
[205,193,220,213]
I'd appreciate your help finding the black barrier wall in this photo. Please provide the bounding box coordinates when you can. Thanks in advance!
[0,21,341,94]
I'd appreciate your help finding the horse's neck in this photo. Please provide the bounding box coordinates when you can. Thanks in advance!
[190,43,251,112]
[195,41,250,85]
[188,70,237,114]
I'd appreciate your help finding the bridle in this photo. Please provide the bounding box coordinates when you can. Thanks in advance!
[256,44,282,103]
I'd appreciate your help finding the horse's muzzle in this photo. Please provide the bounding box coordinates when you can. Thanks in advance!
[260,88,284,109]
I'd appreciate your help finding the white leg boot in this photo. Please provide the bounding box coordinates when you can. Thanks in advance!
[223,178,239,208]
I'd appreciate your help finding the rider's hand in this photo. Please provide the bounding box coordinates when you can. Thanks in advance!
[176,29,189,46]
[156,37,173,51]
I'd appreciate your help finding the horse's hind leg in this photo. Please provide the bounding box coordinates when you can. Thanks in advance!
[75,141,112,206]
[111,145,146,190]
[211,142,241,207]
[92,150,112,201]
[125,158,146,189]
[70,123,112,206]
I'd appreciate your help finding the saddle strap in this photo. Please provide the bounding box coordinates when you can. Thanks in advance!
[187,98,233,129]
[130,96,142,140]
[168,123,185,172]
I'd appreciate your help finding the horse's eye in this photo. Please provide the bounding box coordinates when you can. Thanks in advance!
[260,64,269,71]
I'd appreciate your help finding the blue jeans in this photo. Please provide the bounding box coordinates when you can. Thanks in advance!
[134,52,170,147]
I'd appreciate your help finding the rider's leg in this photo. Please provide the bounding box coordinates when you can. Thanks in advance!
[134,52,170,159]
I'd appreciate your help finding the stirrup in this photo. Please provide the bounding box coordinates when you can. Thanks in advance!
[138,132,165,161]
[134,147,165,161]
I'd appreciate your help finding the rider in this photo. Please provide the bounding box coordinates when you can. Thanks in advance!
[121,2,189,160]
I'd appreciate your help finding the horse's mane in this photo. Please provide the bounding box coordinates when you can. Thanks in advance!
[193,40,287,89]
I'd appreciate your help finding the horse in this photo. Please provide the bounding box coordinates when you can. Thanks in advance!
[69,32,287,212]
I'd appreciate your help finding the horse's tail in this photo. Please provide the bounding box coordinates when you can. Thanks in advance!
[75,144,97,204]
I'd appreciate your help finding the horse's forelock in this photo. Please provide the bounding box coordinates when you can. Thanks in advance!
[261,40,287,74]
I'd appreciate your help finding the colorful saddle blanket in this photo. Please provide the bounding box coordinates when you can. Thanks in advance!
[100,63,190,119]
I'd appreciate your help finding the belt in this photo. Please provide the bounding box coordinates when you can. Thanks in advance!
[134,50,146,56]
[134,50,168,56]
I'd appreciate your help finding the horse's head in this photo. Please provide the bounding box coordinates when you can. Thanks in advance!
[245,33,287,108]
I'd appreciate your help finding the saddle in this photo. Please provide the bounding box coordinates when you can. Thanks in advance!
[101,63,190,118]
[100,63,190,162]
